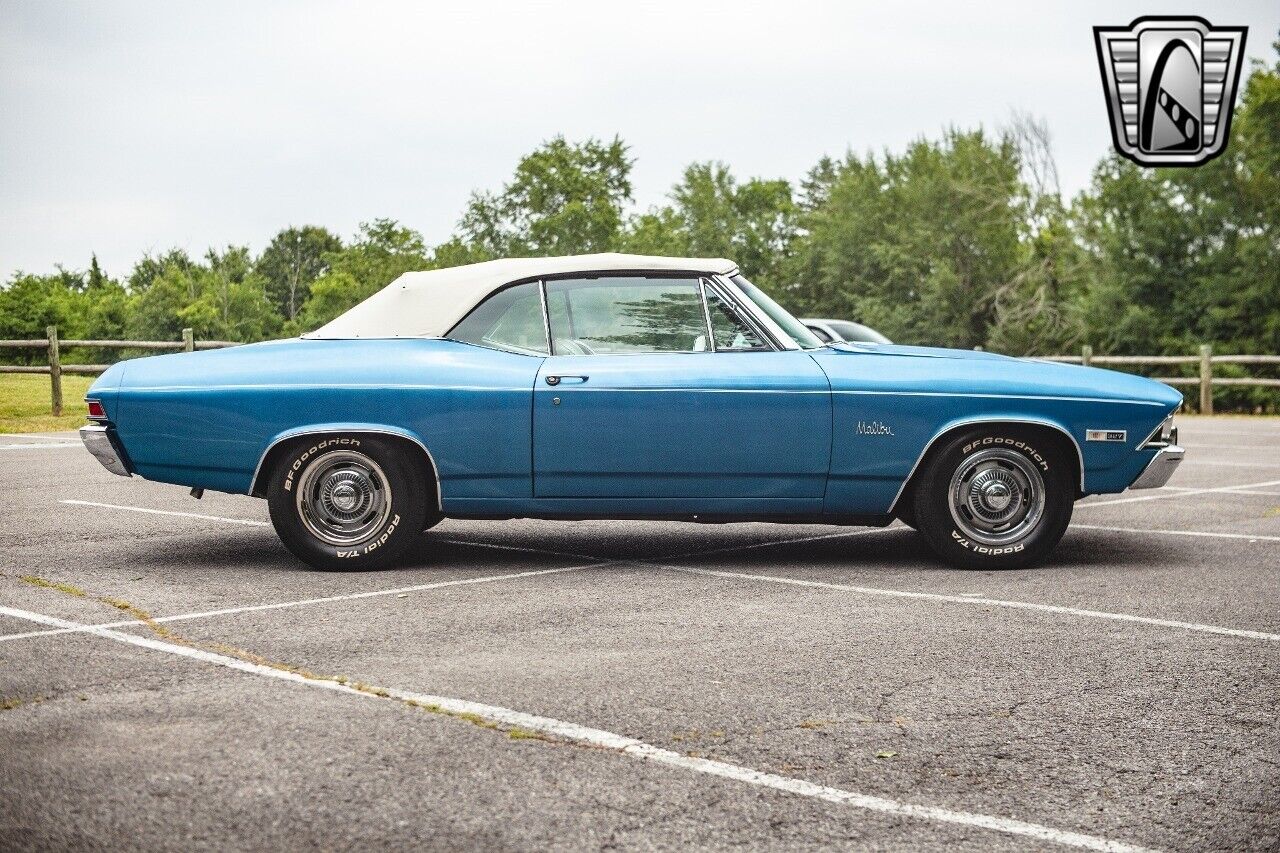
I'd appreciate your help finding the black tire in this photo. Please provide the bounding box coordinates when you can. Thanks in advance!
[895,496,918,531]
[911,427,1073,569]
[267,434,427,571]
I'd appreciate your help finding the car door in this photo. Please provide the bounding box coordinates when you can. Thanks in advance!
[532,275,831,504]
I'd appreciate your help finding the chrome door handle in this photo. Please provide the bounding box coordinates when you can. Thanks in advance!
[545,375,588,386]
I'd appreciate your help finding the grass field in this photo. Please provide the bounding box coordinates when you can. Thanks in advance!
[0,373,94,434]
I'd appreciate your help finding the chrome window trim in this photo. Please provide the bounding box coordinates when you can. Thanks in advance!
[702,277,778,352]
[698,278,717,351]
[250,427,442,511]
[712,274,801,351]
[537,279,553,356]
[887,417,1087,514]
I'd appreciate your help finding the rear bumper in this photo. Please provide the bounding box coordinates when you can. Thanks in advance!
[80,424,132,477]
[1130,444,1184,490]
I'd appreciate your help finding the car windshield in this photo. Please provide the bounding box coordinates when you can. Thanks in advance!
[730,275,824,349]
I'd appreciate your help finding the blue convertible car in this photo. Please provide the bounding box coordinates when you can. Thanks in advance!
[80,253,1184,570]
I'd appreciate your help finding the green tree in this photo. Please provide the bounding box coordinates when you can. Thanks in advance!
[459,136,633,257]
[788,130,1026,349]
[256,226,343,321]
[623,162,795,290]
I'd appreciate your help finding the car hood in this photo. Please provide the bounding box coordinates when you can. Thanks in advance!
[817,343,1184,409]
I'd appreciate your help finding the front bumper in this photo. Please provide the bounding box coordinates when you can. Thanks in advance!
[1130,444,1184,490]
[80,424,132,477]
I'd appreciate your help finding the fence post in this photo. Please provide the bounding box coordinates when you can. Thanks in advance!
[46,324,63,417]
[1199,343,1214,415]
[1081,344,1093,367]
[182,328,194,352]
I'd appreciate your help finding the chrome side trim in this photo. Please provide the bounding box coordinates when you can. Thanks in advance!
[79,424,131,477]
[886,417,1086,514]
[249,427,442,511]
[1129,444,1185,489]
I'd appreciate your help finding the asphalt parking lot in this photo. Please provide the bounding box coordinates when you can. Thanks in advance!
[1,417,1277,852]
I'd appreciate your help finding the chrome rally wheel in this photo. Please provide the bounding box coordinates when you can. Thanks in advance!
[911,427,1073,569]
[947,448,1046,547]
[295,450,392,546]
[267,434,428,571]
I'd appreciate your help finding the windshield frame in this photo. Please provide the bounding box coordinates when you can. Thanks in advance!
[722,274,825,350]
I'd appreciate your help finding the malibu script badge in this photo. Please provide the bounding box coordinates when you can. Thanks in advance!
[1094,16,1247,167]
[856,420,894,436]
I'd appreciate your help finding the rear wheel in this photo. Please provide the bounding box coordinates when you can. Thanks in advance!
[911,428,1073,569]
[267,435,426,570]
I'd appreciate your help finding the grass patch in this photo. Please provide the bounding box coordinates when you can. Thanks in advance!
[0,373,95,434]
[18,573,567,746]
[20,575,89,597]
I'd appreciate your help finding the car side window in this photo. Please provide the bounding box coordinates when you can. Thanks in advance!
[545,277,708,355]
[447,281,548,355]
[704,286,769,351]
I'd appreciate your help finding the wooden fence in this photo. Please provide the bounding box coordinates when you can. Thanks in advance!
[0,326,238,416]
[1,329,1277,417]
[1039,345,1280,415]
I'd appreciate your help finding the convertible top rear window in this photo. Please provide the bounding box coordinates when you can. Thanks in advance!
[447,281,548,355]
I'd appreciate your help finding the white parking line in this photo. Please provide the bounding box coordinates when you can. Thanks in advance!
[1185,460,1280,468]
[1077,479,1280,508]
[1071,524,1280,544]
[53,498,1276,644]
[0,442,81,450]
[0,564,610,643]
[61,499,271,527]
[0,602,1153,853]
[661,566,1280,643]
[1163,486,1280,497]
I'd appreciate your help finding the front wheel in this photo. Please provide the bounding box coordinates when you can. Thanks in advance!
[911,428,1073,569]
[267,435,427,570]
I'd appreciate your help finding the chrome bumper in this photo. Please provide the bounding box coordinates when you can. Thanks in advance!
[1130,444,1184,490]
[80,424,132,477]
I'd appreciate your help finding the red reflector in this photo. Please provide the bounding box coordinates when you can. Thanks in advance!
[87,400,106,419]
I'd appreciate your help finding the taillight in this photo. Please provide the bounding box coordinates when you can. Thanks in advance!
[87,400,106,420]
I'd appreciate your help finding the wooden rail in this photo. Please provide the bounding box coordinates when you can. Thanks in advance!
[2,331,1275,417]
[1036,345,1279,414]
[0,327,239,416]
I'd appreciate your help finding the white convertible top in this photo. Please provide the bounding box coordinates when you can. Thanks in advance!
[304,252,738,340]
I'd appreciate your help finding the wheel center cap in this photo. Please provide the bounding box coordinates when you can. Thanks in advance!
[330,482,359,512]
[982,482,1012,512]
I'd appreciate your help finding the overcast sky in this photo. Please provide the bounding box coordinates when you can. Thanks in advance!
[2,0,1277,282]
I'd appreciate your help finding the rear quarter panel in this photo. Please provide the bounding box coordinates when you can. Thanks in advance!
[110,339,541,499]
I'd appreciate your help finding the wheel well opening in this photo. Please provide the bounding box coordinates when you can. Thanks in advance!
[251,431,440,510]
[895,421,1083,514]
